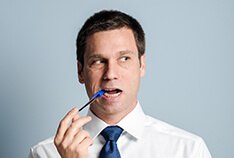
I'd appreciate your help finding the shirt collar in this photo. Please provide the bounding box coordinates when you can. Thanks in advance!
[83,101,145,140]
[117,101,145,139]
[83,109,108,140]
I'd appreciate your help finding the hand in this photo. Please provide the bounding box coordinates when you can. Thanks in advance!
[54,107,93,158]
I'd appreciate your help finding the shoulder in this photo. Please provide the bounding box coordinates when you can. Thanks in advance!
[29,137,60,158]
[143,115,211,157]
[145,115,201,140]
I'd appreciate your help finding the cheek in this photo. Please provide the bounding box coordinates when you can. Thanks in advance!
[84,72,99,98]
[125,70,141,88]
[84,69,102,87]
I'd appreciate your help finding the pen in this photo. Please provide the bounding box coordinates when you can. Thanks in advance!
[79,90,105,112]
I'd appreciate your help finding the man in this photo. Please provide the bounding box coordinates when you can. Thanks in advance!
[29,10,212,158]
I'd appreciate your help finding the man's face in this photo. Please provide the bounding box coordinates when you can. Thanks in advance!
[78,27,145,118]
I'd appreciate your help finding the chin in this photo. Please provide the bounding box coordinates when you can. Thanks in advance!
[96,101,122,113]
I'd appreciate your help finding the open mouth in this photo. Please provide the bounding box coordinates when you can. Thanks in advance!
[102,89,122,97]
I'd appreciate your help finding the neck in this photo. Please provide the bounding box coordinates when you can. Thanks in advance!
[90,102,137,125]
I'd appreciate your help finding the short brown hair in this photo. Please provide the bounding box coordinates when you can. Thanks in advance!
[76,10,145,68]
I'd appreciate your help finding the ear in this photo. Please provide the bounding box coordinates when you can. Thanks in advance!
[140,54,145,78]
[77,62,84,84]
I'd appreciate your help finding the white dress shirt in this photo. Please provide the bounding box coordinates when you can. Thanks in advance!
[29,102,212,158]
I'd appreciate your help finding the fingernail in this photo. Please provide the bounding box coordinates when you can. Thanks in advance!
[72,107,78,112]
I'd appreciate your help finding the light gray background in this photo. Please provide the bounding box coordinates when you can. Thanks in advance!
[0,0,233,157]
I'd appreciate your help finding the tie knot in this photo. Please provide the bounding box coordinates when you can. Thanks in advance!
[101,126,123,142]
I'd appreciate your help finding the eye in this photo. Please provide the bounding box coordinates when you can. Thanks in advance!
[89,59,105,68]
[120,56,129,62]
[93,60,102,64]
[91,59,104,65]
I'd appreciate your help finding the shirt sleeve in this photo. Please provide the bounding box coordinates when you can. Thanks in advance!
[28,148,36,158]
[195,139,212,158]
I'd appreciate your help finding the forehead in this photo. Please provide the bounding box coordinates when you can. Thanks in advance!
[84,28,138,58]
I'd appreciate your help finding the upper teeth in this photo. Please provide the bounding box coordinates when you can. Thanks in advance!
[104,92,121,97]
[104,89,116,91]
[103,89,121,97]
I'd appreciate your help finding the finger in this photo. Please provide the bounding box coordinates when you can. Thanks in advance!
[71,129,91,146]
[55,107,79,143]
[62,116,92,145]
[72,114,80,122]
[69,133,93,153]
[68,116,92,136]
[80,136,94,148]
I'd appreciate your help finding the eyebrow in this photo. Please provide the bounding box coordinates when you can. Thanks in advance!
[86,50,136,60]
[87,54,103,59]
[118,50,135,56]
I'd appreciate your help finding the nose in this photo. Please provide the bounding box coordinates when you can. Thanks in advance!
[103,60,119,81]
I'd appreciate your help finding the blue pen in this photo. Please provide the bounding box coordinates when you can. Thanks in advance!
[79,90,105,112]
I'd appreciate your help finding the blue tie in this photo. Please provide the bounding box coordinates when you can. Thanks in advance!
[99,126,123,158]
